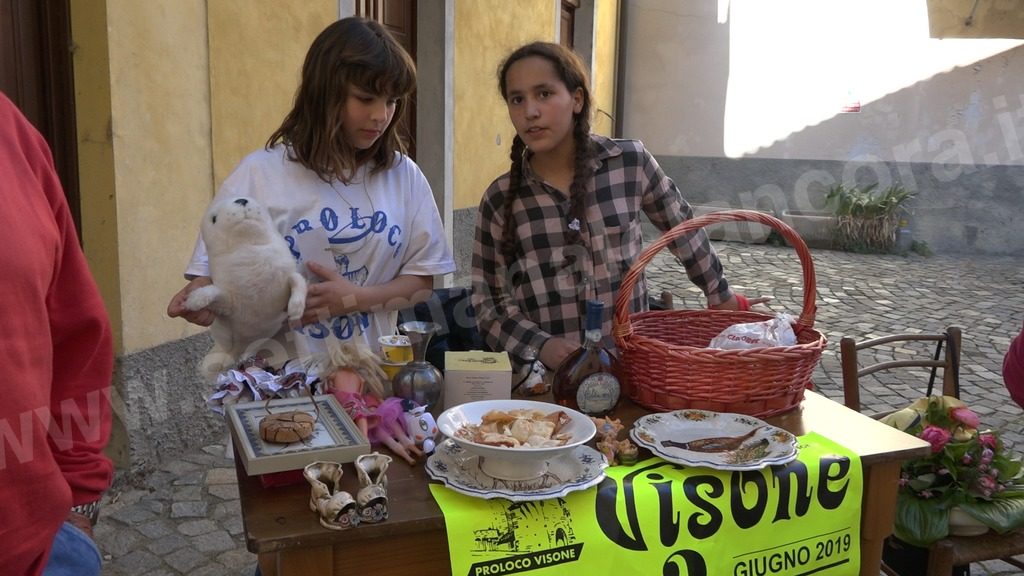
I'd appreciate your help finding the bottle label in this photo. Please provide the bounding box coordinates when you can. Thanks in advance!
[577,373,620,414]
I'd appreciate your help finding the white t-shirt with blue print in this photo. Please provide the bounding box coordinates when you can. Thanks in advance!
[186,145,455,361]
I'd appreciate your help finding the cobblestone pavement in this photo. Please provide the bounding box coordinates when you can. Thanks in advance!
[96,242,1024,575]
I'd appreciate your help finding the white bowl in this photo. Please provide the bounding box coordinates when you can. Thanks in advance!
[436,399,596,480]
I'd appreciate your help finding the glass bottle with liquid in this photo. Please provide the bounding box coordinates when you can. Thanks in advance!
[552,300,623,416]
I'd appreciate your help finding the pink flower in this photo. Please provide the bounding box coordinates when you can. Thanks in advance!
[979,433,998,450]
[978,476,997,490]
[950,406,980,429]
[920,425,951,453]
[897,398,1020,512]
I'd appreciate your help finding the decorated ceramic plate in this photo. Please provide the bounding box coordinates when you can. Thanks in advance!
[630,410,798,471]
[426,439,607,502]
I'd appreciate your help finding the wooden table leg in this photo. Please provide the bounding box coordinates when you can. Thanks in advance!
[257,553,276,576]
[259,545,333,576]
[926,540,957,576]
[859,461,901,576]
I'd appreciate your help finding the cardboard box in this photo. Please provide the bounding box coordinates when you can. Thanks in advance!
[444,351,512,409]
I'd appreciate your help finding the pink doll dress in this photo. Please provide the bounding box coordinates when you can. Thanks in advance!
[367,396,407,444]
[333,390,382,432]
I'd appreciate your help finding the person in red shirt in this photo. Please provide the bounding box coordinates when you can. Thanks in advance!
[0,92,114,576]
[1004,321,1024,409]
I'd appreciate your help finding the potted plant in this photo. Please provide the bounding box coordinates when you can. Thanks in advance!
[825,183,915,253]
[879,396,1024,569]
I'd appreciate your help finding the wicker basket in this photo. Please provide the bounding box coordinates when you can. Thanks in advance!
[612,210,827,417]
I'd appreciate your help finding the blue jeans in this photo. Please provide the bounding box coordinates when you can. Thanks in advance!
[42,521,101,576]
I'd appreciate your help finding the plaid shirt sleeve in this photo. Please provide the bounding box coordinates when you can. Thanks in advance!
[471,179,551,363]
[635,142,733,306]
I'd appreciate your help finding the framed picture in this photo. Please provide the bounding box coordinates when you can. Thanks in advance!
[227,394,370,476]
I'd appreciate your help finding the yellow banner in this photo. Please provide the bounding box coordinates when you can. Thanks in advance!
[430,432,862,576]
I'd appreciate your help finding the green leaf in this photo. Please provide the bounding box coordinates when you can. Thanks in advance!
[894,494,950,546]
[908,473,937,492]
[999,459,1022,479]
[826,183,914,252]
[958,497,1024,532]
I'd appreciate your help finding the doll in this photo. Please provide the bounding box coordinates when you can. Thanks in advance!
[368,397,423,465]
[319,342,423,465]
[402,400,438,454]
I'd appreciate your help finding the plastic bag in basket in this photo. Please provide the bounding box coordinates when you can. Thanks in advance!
[708,313,797,350]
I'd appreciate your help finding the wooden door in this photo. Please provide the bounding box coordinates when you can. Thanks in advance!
[561,0,579,48]
[356,0,417,159]
[0,0,80,233]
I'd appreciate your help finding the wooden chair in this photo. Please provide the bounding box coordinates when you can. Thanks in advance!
[839,326,1024,576]
[648,290,674,311]
[840,327,961,416]
[927,531,1024,576]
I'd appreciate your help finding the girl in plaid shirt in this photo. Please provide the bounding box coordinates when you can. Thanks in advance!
[472,42,756,374]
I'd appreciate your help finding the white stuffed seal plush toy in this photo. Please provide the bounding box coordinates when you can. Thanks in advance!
[185,196,307,379]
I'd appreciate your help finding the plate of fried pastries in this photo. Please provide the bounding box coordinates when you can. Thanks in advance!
[630,409,798,471]
[426,438,607,501]
[435,399,597,481]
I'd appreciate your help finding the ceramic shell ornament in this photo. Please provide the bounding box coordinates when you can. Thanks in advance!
[259,410,316,444]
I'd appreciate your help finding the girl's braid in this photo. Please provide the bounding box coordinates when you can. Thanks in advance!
[567,114,594,229]
[501,135,527,259]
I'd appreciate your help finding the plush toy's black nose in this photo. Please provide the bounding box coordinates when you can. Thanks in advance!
[234,198,249,206]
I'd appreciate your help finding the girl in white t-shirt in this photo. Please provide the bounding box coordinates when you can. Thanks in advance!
[168,17,454,365]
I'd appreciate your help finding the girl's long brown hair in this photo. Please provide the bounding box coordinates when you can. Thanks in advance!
[497,42,594,259]
[267,17,416,183]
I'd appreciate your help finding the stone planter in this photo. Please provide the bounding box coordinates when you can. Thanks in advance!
[780,210,836,249]
[948,505,989,536]
[691,205,774,244]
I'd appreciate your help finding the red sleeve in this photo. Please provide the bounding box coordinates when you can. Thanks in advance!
[29,103,115,503]
[1004,322,1024,410]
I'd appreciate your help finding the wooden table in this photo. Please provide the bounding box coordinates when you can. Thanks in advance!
[236,391,930,576]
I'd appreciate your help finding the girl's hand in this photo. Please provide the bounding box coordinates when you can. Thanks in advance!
[539,337,579,371]
[167,276,216,326]
[711,294,772,311]
[301,261,366,325]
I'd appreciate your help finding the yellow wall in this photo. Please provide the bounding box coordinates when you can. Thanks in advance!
[453,0,556,210]
[591,0,620,136]
[70,1,121,351]
[105,0,212,354]
[208,2,335,186]
[70,0,335,354]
